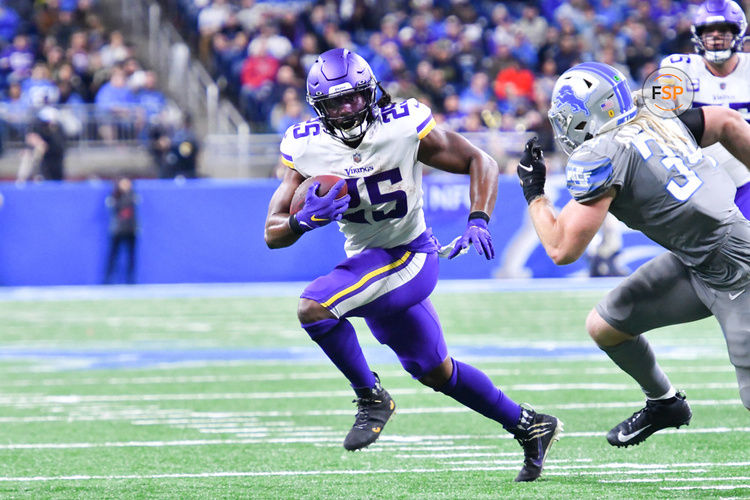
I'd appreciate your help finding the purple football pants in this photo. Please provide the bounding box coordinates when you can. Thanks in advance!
[300,235,523,429]
[301,245,447,378]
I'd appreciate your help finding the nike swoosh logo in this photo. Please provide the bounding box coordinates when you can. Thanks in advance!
[310,215,329,222]
[617,424,651,442]
[729,289,745,300]
[518,163,533,172]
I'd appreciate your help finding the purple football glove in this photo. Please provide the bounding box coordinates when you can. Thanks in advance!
[448,217,495,259]
[291,180,350,233]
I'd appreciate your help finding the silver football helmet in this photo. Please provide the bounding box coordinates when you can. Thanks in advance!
[548,62,638,155]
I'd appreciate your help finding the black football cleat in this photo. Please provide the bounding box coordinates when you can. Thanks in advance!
[512,406,563,482]
[607,391,691,448]
[343,374,395,451]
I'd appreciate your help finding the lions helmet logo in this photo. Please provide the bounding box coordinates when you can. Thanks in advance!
[554,85,590,116]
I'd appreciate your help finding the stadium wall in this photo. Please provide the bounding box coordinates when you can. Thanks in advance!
[0,177,662,286]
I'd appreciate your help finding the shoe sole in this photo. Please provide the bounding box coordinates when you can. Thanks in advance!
[607,419,691,448]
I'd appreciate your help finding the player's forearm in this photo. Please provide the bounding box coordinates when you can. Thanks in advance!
[719,112,750,171]
[264,214,302,249]
[468,152,499,217]
[701,107,750,170]
[528,197,583,265]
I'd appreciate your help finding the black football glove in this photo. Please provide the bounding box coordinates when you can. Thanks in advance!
[517,137,547,204]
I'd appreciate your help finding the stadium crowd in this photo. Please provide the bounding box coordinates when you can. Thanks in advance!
[163,0,734,153]
[0,0,169,148]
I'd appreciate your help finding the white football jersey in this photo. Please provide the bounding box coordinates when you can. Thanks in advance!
[660,53,750,186]
[280,98,436,256]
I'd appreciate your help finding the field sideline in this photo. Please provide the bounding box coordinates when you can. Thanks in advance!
[0,280,747,499]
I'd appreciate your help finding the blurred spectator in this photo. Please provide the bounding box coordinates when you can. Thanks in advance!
[49,9,79,48]
[458,72,491,115]
[198,0,232,65]
[270,88,311,134]
[67,30,91,76]
[168,113,199,178]
[104,177,138,285]
[517,5,548,48]
[239,40,279,128]
[0,3,20,44]
[56,63,86,104]
[21,63,60,108]
[95,65,136,142]
[0,34,34,87]
[100,30,129,68]
[151,113,199,179]
[0,81,30,141]
[18,106,66,181]
[493,58,534,104]
[248,19,293,61]
[459,110,485,133]
[623,19,658,83]
[133,70,166,121]
[440,93,467,132]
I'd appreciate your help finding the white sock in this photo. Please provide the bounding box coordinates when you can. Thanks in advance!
[648,387,676,401]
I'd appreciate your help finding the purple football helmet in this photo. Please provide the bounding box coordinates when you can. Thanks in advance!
[306,48,378,143]
[691,0,747,63]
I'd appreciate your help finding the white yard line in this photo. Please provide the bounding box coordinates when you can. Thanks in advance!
[0,386,742,406]
[0,462,748,483]
[0,399,743,423]
[0,430,748,450]
[661,485,750,491]
[600,476,750,483]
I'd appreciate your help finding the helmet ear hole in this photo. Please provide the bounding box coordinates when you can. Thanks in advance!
[584,133,594,141]
[575,121,588,130]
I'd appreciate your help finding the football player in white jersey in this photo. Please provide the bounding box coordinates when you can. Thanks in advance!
[264,48,561,482]
[660,0,750,217]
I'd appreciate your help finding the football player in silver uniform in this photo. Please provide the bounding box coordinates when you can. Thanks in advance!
[518,61,750,448]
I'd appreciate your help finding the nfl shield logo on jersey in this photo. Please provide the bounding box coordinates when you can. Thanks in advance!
[353,153,361,163]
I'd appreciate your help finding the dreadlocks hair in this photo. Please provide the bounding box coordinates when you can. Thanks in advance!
[375,82,392,108]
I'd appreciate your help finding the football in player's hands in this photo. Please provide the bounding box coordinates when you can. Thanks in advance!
[290,175,349,215]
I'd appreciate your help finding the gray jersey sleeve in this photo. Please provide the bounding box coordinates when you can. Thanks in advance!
[566,138,625,203]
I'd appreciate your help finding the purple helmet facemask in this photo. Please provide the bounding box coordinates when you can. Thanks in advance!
[306,48,378,143]
[691,0,747,63]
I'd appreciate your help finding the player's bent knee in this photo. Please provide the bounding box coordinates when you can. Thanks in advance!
[297,298,334,325]
[586,309,632,347]
[585,309,608,344]
[418,357,452,389]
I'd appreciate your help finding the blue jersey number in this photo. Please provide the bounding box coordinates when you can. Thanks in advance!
[381,102,410,123]
[343,168,407,224]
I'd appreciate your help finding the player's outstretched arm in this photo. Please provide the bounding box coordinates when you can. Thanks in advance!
[418,126,499,259]
[516,138,613,265]
[701,106,750,171]
[528,195,614,265]
[264,167,306,249]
